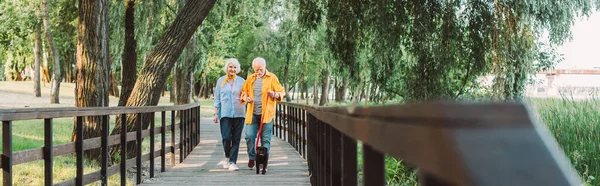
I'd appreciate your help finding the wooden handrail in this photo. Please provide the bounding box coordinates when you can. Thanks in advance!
[0,103,201,186]
[276,102,582,186]
[0,102,201,120]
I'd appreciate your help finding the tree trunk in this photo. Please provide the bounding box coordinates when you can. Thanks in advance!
[110,0,216,158]
[33,21,42,97]
[118,0,138,106]
[300,82,306,100]
[313,78,318,105]
[319,70,329,106]
[109,72,119,97]
[194,80,201,97]
[73,0,111,163]
[43,0,62,104]
[171,70,177,102]
[42,43,51,84]
[176,34,196,105]
[283,35,292,102]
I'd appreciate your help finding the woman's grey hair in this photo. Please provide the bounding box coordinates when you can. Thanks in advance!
[223,58,241,74]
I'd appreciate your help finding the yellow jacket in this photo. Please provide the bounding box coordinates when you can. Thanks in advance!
[240,70,285,124]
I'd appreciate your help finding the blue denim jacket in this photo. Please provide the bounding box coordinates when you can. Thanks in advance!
[213,76,246,120]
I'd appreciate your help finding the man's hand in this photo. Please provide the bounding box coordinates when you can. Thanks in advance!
[268,91,279,99]
[241,92,253,103]
[213,115,218,124]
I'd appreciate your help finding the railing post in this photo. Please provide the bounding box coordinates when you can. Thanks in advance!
[187,108,191,155]
[101,115,109,186]
[273,105,277,136]
[161,111,166,172]
[186,109,190,156]
[341,134,357,186]
[171,110,176,167]
[197,106,201,145]
[302,109,306,158]
[319,119,324,186]
[120,114,127,186]
[307,114,314,185]
[292,107,296,150]
[179,110,184,163]
[2,121,12,186]
[76,116,83,186]
[287,105,291,144]
[191,108,195,148]
[44,119,52,186]
[324,124,330,186]
[295,107,299,151]
[363,144,385,186]
[150,112,155,178]
[330,126,342,186]
[276,104,280,138]
[136,113,142,184]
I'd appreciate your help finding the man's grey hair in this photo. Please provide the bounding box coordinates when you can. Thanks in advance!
[223,58,241,74]
[252,57,267,67]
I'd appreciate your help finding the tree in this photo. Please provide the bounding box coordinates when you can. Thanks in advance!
[175,0,198,105]
[111,0,217,157]
[33,16,42,97]
[74,0,111,161]
[298,0,597,103]
[118,0,137,106]
[42,0,62,104]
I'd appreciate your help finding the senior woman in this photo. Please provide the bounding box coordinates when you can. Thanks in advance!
[213,58,246,171]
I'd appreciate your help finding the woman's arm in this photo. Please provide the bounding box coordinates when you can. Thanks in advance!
[212,78,222,123]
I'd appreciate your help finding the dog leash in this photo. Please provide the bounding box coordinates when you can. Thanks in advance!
[255,96,269,149]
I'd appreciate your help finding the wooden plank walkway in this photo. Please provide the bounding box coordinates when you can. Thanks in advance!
[141,118,310,186]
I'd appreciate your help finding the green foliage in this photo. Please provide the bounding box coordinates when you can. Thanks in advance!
[527,97,600,186]
[298,0,597,102]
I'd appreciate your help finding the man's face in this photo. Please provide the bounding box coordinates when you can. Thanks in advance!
[253,64,266,77]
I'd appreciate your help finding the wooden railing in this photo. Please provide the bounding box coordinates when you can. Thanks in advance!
[276,102,582,186]
[0,103,201,186]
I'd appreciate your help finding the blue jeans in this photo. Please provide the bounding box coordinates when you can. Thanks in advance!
[220,117,244,164]
[245,114,273,160]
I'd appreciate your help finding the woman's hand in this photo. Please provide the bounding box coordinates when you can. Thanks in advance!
[213,115,219,124]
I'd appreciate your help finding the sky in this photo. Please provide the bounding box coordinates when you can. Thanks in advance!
[555,11,600,69]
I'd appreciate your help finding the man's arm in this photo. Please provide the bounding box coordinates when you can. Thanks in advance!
[271,74,285,102]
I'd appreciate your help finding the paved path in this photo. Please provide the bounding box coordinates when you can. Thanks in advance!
[141,118,310,186]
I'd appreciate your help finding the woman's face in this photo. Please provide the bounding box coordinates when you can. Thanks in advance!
[227,63,237,76]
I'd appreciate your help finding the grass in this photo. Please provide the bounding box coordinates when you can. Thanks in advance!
[526,97,599,185]
[199,99,215,117]
[0,114,174,185]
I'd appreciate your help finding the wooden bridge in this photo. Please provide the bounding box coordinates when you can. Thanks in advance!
[0,101,584,185]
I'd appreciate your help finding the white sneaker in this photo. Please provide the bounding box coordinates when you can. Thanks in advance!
[222,158,230,169]
[228,163,239,171]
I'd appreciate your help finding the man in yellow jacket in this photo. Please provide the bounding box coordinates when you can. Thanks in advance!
[240,57,285,170]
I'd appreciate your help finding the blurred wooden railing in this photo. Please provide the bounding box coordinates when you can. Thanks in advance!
[276,102,582,186]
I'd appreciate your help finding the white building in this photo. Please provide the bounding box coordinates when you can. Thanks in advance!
[526,69,600,99]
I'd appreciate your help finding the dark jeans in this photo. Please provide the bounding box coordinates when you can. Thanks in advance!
[245,114,273,160]
[220,117,244,164]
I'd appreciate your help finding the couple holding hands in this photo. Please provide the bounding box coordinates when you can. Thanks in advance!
[212,57,284,172]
